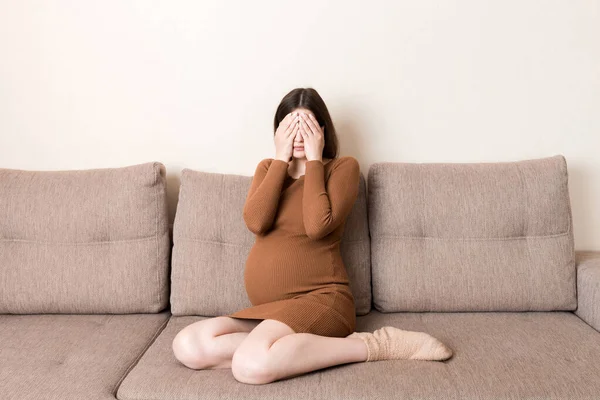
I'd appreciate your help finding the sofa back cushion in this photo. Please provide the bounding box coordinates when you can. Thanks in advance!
[0,162,171,314]
[170,166,371,316]
[368,155,576,312]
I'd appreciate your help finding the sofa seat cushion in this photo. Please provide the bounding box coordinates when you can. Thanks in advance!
[0,312,170,400]
[116,310,600,400]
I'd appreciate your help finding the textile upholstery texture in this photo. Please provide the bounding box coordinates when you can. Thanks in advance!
[368,154,576,312]
[116,310,600,400]
[0,162,171,313]
[575,250,600,332]
[1,155,600,400]
[0,311,170,399]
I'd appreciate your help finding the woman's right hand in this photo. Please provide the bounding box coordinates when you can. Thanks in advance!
[274,112,299,162]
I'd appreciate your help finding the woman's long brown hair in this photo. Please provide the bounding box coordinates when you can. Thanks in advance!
[273,88,339,160]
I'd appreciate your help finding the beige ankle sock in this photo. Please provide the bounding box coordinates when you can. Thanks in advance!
[348,326,453,362]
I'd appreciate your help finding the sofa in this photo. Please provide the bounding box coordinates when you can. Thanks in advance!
[1,154,599,400]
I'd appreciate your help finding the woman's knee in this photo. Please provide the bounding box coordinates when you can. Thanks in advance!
[230,320,295,384]
[172,316,261,369]
[172,318,227,369]
[172,327,207,369]
[231,349,276,384]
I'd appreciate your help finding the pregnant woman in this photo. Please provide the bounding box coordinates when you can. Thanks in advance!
[172,88,453,384]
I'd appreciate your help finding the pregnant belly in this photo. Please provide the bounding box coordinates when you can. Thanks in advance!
[244,237,337,305]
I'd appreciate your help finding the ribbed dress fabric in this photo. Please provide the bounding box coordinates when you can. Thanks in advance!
[225,156,360,337]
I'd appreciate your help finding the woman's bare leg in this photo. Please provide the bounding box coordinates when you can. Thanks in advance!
[172,316,262,370]
[231,319,368,384]
[266,332,369,380]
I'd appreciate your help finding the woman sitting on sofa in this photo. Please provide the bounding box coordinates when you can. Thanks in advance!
[171,87,453,384]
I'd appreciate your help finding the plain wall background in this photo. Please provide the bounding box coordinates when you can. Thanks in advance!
[1,1,598,250]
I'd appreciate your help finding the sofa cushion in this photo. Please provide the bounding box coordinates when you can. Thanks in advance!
[575,250,600,332]
[0,312,169,400]
[169,166,371,316]
[0,162,171,313]
[116,310,600,400]
[368,154,576,312]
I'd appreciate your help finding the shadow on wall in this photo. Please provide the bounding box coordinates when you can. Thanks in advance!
[567,162,594,250]
[165,173,181,240]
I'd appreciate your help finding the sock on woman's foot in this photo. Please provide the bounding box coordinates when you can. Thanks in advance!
[348,326,453,362]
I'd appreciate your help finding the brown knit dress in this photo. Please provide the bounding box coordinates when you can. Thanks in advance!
[225,156,361,338]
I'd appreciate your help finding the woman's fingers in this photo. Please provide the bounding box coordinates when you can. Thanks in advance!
[308,113,322,132]
[302,113,320,135]
[300,115,313,136]
[299,119,307,135]
[285,111,296,123]
[279,112,294,131]
[288,119,299,138]
[278,112,292,128]
[300,113,314,135]
[284,114,299,136]
[300,126,307,138]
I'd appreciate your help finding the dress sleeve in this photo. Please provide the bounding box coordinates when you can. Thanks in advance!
[302,156,361,240]
[243,158,289,235]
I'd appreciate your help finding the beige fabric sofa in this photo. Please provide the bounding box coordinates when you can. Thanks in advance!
[1,155,599,399]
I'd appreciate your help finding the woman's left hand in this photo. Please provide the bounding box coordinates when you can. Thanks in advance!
[299,113,324,162]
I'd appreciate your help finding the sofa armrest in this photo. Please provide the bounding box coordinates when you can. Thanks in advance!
[575,251,600,332]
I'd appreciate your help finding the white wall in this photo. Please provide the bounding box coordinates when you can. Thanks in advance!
[1,0,598,250]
